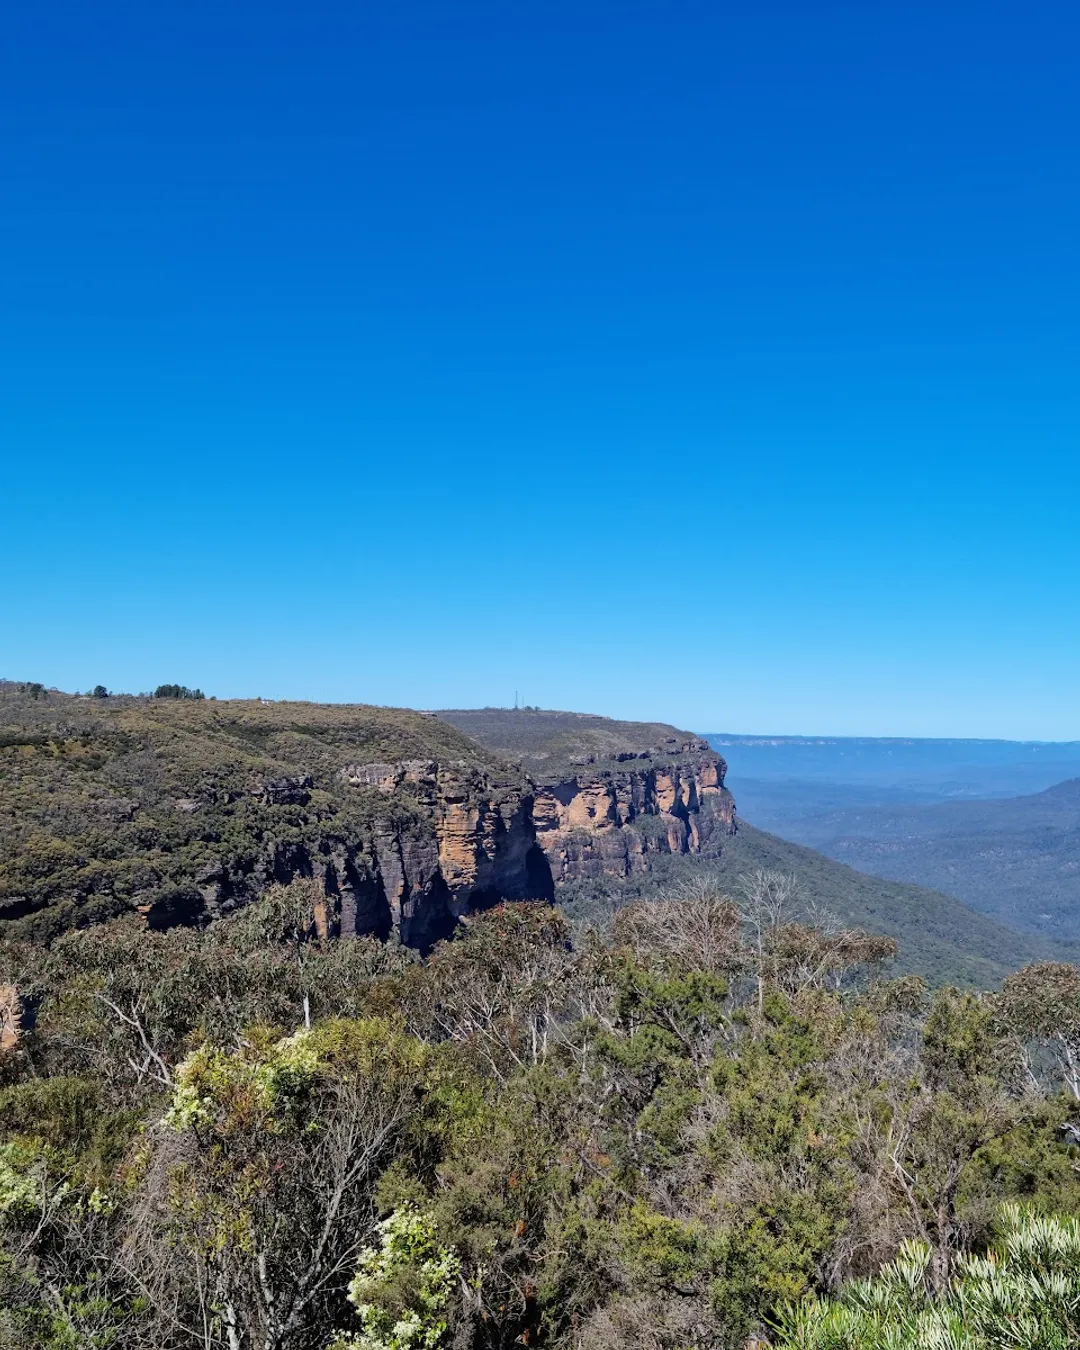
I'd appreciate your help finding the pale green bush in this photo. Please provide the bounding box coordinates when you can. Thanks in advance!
[331,1205,459,1350]
[773,1204,1080,1349]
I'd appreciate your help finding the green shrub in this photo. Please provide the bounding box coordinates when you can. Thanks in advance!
[152,683,205,699]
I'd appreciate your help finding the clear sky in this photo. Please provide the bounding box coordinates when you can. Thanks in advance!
[2,1,1078,738]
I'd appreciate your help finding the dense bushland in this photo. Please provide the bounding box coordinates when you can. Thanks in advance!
[2,875,1080,1349]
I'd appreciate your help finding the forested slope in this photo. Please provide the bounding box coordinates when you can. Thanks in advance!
[558,823,1062,987]
[797,779,1080,942]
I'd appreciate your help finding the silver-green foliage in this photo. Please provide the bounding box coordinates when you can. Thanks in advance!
[773,1205,1080,1349]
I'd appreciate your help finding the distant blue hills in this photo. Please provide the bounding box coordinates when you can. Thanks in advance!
[705,734,1080,943]
[704,734,1080,798]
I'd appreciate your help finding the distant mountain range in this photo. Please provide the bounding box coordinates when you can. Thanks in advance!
[707,733,1080,943]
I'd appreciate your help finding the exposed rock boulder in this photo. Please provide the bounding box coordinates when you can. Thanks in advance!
[0,985,22,1053]
[260,775,313,806]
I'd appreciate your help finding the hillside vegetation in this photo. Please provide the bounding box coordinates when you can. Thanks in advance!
[741,777,1080,944]
[0,683,518,942]
[3,692,1080,1346]
[557,823,1062,988]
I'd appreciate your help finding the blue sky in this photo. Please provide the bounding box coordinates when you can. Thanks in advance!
[2,1,1078,738]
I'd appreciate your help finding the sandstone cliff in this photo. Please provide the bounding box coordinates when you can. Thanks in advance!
[0,690,736,951]
[438,711,738,881]
[160,759,553,949]
[531,756,734,880]
[336,760,552,946]
[532,749,735,880]
[0,690,554,950]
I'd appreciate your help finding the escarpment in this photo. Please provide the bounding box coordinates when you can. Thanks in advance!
[531,749,735,880]
[0,689,736,949]
[184,760,553,949]
[437,710,737,881]
[338,760,552,945]
[0,689,554,949]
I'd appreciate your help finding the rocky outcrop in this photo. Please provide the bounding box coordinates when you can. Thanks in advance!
[532,748,736,881]
[0,985,22,1053]
[260,775,313,806]
[156,760,555,949]
[0,691,737,950]
[339,761,553,947]
[164,747,733,941]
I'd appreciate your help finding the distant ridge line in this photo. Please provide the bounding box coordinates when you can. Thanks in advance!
[706,733,1080,749]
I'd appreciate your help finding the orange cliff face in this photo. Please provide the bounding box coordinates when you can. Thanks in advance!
[325,747,736,933]
[293,759,556,949]
[530,748,736,882]
[144,749,732,949]
[149,759,555,952]
[0,985,21,1053]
